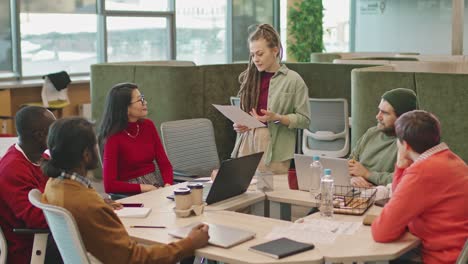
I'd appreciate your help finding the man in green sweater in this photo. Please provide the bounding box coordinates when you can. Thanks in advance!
[349,88,417,187]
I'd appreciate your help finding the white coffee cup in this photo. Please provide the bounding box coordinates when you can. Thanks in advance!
[187,183,204,205]
[174,187,192,210]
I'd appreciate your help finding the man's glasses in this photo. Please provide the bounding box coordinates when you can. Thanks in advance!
[130,94,146,105]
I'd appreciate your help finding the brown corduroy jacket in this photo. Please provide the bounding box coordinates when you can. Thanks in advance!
[43,178,194,264]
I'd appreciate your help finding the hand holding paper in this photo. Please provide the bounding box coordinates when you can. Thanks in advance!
[213,104,266,129]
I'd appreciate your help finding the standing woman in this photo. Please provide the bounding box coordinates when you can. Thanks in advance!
[98,83,173,194]
[232,24,310,174]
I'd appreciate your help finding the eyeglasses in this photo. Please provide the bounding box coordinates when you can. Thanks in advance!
[130,94,146,105]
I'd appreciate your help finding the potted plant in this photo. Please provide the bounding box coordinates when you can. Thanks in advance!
[288,0,324,62]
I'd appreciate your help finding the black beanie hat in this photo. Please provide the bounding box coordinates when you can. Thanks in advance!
[382,88,418,116]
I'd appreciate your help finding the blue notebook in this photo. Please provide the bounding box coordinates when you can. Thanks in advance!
[249,237,314,259]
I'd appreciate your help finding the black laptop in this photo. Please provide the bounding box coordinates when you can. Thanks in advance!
[203,152,263,204]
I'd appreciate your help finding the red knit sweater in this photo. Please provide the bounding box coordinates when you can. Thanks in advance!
[372,147,468,264]
[0,144,48,264]
[103,119,173,194]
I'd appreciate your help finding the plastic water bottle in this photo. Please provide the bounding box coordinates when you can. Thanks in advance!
[309,156,323,193]
[320,169,334,218]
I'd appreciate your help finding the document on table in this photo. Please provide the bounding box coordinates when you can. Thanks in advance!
[213,104,266,129]
[265,219,361,245]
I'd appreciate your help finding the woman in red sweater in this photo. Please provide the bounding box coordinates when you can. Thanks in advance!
[98,82,173,194]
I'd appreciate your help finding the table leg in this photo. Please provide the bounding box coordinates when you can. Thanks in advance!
[268,201,291,221]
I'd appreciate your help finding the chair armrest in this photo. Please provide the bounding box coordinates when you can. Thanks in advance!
[303,129,346,141]
[13,228,49,234]
[108,193,130,201]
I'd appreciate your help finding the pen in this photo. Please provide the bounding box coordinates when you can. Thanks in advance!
[130,225,166,229]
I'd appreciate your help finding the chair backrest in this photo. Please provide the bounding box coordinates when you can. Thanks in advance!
[160,118,220,177]
[0,225,7,264]
[28,189,92,264]
[457,238,468,264]
[302,98,349,158]
[0,137,17,158]
[230,96,241,107]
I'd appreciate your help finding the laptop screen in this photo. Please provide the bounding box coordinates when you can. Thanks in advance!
[205,152,263,204]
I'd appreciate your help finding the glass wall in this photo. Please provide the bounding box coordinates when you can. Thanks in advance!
[107,17,169,62]
[323,0,350,52]
[19,0,97,76]
[0,0,13,75]
[232,0,275,62]
[353,0,452,54]
[105,0,170,12]
[175,0,227,65]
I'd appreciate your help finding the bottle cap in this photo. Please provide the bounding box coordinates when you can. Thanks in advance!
[313,156,320,161]
[324,169,332,175]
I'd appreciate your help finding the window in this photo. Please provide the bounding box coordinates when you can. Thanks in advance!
[323,0,350,52]
[232,0,275,62]
[353,0,452,54]
[0,0,13,75]
[19,0,97,76]
[176,0,227,65]
[107,17,170,62]
[105,0,170,12]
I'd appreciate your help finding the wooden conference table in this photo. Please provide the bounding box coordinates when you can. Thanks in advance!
[118,177,420,264]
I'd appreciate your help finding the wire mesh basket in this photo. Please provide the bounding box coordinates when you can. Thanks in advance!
[315,185,377,215]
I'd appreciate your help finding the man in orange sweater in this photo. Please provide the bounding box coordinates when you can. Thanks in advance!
[371,110,468,264]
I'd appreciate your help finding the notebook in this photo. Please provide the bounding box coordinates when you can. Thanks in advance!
[168,222,256,248]
[115,207,151,218]
[294,154,352,190]
[249,237,314,259]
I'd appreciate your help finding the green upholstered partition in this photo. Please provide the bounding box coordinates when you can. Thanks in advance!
[91,62,374,174]
[286,63,374,114]
[310,53,341,63]
[351,67,416,145]
[352,65,468,162]
[201,63,246,160]
[415,73,468,161]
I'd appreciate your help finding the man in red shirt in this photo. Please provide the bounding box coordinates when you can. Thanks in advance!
[371,110,468,264]
[0,106,59,263]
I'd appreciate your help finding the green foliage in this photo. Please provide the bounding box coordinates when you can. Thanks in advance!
[288,0,324,62]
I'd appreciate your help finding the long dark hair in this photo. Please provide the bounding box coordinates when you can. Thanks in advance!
[238,24,283,112]
[98,82,138,147]
[42,117,97,178]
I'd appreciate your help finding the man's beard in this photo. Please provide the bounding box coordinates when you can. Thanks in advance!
[378,122,396,136]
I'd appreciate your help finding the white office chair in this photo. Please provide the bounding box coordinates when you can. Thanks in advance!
[0,137,18,158]
[0,226,6,264]
[28,189,102,264]
[160,118,220,180]
[457,238,468,264]
[302,98,349,158]
[230,96,241,107]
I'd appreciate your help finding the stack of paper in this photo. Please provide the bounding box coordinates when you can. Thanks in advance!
[115,207,152,218]
[265,219,361,245]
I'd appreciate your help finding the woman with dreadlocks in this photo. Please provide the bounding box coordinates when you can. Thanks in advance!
[231,24,310,174]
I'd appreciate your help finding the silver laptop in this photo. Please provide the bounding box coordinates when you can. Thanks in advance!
[294,154,352,190]
[168,222,256,248]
